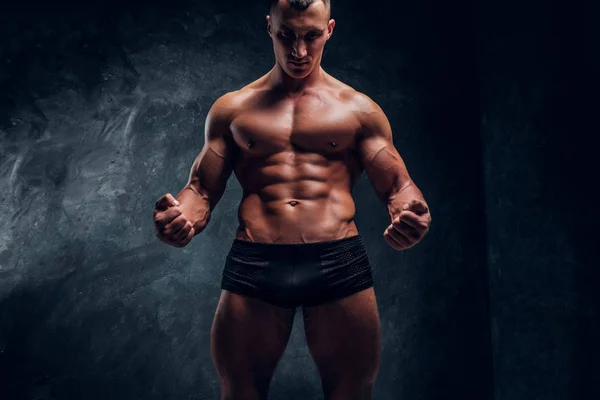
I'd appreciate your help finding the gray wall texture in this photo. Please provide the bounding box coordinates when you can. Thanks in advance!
[0,0,596,399]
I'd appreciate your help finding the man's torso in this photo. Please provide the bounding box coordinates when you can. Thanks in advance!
[223,70,368,243]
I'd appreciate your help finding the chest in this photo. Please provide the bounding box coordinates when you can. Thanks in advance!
[230,92,361,157]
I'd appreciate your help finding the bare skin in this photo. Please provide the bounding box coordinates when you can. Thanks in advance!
[153,1,431,399]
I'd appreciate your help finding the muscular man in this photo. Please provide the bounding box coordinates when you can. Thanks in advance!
[153,0,432,398]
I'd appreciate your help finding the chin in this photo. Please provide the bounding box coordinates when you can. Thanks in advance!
[284,65,312,79]
[287,70,310,79]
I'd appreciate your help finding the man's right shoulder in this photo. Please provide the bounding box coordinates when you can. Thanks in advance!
[209,91,238,118]
[210,86,259,118]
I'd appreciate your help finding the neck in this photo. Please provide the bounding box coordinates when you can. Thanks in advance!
[269,61,325,94]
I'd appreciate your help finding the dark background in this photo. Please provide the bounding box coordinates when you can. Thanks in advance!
[0,0,597,399]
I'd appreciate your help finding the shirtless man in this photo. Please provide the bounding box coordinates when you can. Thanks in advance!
[153,0,431,399]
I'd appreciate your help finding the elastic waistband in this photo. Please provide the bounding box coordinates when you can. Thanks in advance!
[231,234,363,252]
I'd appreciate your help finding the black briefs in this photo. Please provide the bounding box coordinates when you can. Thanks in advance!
[220,235,374,308]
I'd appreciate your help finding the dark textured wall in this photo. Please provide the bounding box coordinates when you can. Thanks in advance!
[475,0,599,399]
[3,0,595,399]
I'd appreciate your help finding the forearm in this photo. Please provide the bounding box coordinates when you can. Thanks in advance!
[175,185,212,235]
[386,180,426,221]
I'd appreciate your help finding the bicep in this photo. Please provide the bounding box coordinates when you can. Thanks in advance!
[357,103,412,199]
[187,100,236,204]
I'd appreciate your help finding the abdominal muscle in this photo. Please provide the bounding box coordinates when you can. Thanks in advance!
[233,157,361,244]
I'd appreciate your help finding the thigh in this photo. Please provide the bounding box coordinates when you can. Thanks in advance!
[211,289,296,394]
[302,287,382,394]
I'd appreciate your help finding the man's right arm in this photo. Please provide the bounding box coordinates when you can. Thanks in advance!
[175,93,237,235]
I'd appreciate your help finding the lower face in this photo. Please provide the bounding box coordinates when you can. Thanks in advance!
[285,59,312,77]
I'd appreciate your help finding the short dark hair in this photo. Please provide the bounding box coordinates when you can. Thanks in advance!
[270,0,331,16]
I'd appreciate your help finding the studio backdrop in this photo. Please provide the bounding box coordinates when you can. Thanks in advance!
[0,0,596,399]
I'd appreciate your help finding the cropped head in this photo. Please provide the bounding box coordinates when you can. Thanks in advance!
[267,0,335,79]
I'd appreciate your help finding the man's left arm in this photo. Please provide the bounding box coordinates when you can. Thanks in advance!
[355,95,432,250]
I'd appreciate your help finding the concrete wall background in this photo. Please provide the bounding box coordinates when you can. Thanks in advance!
[1,0,596,399]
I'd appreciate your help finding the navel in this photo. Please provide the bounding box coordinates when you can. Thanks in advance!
[288,200,299,207]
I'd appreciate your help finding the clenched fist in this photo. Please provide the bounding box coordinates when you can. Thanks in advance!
[153,193,195,248]
[383,199,431,251]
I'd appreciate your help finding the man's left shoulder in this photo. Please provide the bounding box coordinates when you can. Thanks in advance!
[323,75,382,113]
[336,88,380,114]
[340,90,391,139]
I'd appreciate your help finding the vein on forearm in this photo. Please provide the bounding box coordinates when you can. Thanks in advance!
[386,180,424,221]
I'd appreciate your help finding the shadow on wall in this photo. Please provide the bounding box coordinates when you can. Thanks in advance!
[0,259,220,400]
[0,3,259,399]
[0,0,262,135]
